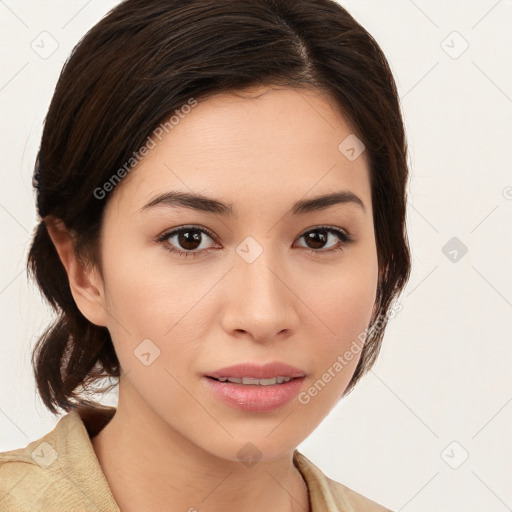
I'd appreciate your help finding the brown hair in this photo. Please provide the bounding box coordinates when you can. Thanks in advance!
[28,0,411,414]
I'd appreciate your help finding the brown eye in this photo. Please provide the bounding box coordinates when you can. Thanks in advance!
[157,226,217,258]
[156,224,354,259]
[175,229,203,251]
[303,230,329,249]
[296,226,353,253]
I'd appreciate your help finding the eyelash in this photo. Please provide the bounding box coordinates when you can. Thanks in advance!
[156,225,355,259]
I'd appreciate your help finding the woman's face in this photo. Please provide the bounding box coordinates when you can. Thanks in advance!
[94,85,379,461]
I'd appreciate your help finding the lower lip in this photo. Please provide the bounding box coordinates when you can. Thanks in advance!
[202,376,305,412]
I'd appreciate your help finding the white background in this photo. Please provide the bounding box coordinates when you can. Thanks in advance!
[0,1,511,511]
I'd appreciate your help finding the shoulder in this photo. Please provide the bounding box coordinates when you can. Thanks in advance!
[0,406,119,511]
[293,450,394,512]
[0,413,71,510]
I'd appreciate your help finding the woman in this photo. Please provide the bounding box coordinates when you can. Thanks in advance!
[0,0,411,510]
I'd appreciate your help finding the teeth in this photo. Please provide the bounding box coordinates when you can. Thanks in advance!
[216,376,294,385]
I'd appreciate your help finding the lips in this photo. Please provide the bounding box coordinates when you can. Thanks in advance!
[205,361,307,381]
[202,364,307,412]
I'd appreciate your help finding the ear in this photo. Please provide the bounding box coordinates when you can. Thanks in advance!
[44,215,108,327]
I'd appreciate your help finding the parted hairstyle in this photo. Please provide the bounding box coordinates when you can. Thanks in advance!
[27,0,411,415]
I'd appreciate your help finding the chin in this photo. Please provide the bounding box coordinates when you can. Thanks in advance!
[203,436,299,465]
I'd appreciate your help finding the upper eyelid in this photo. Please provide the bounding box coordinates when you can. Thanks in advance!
[160,224,348,234]
[161,225,216,240]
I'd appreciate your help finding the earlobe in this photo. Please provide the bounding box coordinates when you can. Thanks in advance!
[44,215,108,328]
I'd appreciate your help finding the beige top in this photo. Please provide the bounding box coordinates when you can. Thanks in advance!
[0,405,393,511]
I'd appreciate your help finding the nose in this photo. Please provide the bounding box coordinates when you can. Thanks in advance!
[221,246,298,344]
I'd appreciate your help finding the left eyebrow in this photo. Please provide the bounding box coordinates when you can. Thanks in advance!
[138,189,366,216]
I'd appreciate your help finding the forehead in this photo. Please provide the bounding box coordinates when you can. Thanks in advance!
[109,85,372,217]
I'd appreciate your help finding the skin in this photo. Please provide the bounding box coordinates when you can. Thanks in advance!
[47,85,379,512]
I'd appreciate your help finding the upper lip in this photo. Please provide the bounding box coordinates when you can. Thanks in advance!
[206,362,307,380]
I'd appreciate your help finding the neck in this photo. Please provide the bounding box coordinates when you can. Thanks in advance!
[91,382,310,512]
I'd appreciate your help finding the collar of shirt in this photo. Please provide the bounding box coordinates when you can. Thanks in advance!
[0,405,392,512]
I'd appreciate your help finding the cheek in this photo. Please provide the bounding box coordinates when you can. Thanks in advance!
[100,231,185,324]
[311,245,378,334]
[333,267,377,335]
[98,239,173,357]
[99,238,214,378]
[301,251,378,393]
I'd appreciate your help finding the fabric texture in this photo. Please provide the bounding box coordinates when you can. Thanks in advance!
[0,405,393,511]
